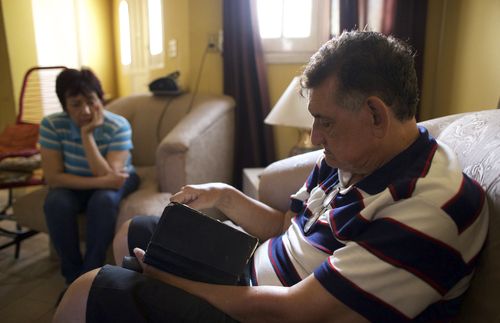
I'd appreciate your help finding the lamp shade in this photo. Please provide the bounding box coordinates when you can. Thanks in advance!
[264,77,313,129]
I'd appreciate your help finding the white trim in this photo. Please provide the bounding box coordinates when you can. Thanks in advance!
[258,0,330,64]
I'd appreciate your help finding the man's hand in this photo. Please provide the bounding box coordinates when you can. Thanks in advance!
[132,247,178,284]
[170,183,231,210]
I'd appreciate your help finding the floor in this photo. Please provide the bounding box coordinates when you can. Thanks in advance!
[0,191,65,323]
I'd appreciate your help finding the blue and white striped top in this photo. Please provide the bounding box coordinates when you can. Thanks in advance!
[39,111,134,176]
[250,127,488,322]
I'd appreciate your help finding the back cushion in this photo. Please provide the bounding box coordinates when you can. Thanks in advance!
[433,109,500,322]
[106,94,193,167]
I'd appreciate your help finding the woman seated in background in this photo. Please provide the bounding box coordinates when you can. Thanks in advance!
[39,68,139,288]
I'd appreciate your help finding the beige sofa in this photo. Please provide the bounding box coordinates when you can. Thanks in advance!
[258,108,500,322]
[13,92,235,234]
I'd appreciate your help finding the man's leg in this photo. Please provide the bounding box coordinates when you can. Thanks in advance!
[44,188,87,284]
[113,219,132,265]
[59,265,238,323]
[113,215,159,266]
[53,269,98,323]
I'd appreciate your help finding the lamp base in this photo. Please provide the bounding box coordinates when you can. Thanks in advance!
[289,129,320,156]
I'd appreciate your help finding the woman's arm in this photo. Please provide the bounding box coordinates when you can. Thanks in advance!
[78,103,130,181]
[41,148,128,190]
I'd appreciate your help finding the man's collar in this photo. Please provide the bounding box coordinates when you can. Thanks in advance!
[354,126,437,194]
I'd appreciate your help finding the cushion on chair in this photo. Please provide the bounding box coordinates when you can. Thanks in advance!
[0,123,39,159]
[431,110,500,322]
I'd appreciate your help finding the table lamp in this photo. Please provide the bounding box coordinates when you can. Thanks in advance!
[264,77,318,156]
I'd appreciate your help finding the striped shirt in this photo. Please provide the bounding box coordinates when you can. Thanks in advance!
[39,111,134,176]
[250,127,488,322]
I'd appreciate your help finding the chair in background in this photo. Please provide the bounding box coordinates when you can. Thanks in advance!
[0,65,66,258]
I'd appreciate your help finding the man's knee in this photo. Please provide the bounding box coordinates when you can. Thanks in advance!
[54,268,100,323]
[113,219,133,265]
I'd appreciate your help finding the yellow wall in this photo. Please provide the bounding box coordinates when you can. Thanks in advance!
[420,0,500,120]
[113,0,192,96]
[156,0,190,88]
[187,0,223,95]
[0,0,115,128]
[0,0,16,131]
[3,0,500,159]
[2,0,37,118]
[79,0,116,99]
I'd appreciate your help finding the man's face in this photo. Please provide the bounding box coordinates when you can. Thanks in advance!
[65,92,102,127]
[308,77,378,174]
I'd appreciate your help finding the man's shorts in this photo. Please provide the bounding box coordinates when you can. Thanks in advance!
[86,216,239,323]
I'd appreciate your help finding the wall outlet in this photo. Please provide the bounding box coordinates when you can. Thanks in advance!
[207,33,219,52]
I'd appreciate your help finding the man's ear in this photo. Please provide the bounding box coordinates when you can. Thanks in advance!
[365,96,389,137]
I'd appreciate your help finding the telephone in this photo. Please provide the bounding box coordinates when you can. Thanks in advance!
[149,71,182,96]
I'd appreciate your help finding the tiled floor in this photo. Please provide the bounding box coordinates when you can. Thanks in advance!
[0,224,64,323]
[0,190,65,323]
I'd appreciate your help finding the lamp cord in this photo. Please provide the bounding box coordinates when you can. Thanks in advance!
[156,44,211,142]
[156,97,174,142]
[186,45,210,114]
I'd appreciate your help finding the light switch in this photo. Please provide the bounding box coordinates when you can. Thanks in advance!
[168,39,177,58]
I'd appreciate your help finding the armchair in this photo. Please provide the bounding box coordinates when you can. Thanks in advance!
[258,108,500,322]
[12,92,235,242]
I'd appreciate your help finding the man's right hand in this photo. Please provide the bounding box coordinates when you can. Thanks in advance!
[170,183,232,210]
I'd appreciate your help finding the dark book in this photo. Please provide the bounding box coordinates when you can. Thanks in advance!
[141,202,259,285]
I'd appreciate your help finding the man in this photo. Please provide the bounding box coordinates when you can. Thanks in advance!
[54,31,488,322]
[40,68,139,286]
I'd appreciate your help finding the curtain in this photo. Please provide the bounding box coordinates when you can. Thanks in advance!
[337,0,428,120]
[223,0,275,188]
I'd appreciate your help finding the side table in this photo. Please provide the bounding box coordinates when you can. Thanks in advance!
[242,168,265,200]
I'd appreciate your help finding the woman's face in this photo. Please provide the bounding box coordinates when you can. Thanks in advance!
[65,92,102,127]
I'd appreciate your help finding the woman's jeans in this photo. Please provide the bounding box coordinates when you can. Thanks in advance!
[44,173,140,284]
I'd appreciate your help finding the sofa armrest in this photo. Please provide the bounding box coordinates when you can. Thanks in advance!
[156,95,235,193]
[258,150,321,212]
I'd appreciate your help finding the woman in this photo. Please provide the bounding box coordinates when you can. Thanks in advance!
[39,68,139,286]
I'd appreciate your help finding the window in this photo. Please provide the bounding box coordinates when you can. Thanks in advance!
[148,0,164,57]
[256,0,330,63]
[118,0,164,71]
[32,0,80,67]
[119,1,132,66]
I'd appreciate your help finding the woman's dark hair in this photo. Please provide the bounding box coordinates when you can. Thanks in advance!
[56,68,104,111]
[301,30,419,121]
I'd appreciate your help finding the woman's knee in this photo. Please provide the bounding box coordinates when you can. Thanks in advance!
[44,188,80,220]
[88,190,120,213]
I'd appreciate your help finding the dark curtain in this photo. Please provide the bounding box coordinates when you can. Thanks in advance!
[339,0,359,31]
[338,0,428,120]
[223,0,275,188]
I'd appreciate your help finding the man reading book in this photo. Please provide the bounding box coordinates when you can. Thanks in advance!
[54,31,488,323]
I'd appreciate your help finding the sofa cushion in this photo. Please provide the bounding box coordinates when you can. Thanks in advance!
[434,109,500,322]
[106,94,193,167]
